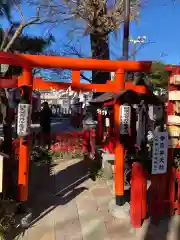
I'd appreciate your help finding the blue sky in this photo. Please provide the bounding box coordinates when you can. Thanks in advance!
[2,0,180,80]
[111,0,180,64]
[21,0,180,64]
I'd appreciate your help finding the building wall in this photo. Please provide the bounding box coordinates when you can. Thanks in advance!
[39,90,93,115]
[40,91,70,114]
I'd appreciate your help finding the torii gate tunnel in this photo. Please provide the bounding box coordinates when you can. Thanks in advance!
[0,51,152,202]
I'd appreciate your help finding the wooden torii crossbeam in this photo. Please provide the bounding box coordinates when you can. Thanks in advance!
[1,76,147,94]
[0,51,151,71]
[0,51,152,204]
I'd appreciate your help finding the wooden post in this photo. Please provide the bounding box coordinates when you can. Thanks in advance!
[0,155,3,193]
[114,69,125,204]
[97,111,103,144]
[130,162,147,228]
[72,70,80,85]
[18,68,32,201]
[177,170,180,215]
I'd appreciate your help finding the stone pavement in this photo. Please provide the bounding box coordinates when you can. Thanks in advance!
[15,159,180,240]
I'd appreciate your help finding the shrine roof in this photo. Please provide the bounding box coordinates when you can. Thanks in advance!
[90,75,166,105]
[90,92,116,103]
[90,89,164,105]
[90,90,142,104]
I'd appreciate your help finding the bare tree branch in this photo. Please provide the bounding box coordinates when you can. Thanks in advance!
[45,37,154,83]
[0,25,14,50]
[80,72,92,82]
[0,0,140,83]
[4,24,24,52]
[1,1,62,52]
[13,0,24,22]
[129,40,155,59]
[31,0,140,36]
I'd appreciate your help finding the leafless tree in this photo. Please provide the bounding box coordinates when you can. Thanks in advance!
[43,38,155,83]
[32,0,141,84]
[0,0,59,127]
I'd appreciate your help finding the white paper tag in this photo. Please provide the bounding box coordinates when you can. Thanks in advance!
[120,105,131,134]
[17,104,31,136]
[105,117,110,127]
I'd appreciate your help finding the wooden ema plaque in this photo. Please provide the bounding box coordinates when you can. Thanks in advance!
[169,91,180,101]
[167,73,180,148]
[170,74,180,85]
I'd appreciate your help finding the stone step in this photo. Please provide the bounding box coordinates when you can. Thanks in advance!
[107,179,152,194]
[102,153,115,161]
[101,153,115,180]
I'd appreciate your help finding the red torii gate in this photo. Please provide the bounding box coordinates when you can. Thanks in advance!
[0,51,151,204]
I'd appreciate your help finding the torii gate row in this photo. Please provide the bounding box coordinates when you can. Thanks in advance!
[0,51,152,204]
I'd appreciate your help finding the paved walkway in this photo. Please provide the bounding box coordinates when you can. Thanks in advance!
[15,159,180,240]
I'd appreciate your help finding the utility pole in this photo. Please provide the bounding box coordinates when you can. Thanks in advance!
[123,0,130,60]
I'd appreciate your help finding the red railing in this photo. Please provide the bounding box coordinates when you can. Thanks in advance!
[51,131,83,152]
[13,129,95,155]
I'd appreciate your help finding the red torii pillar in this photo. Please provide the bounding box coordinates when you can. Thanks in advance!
[18,68,33,201]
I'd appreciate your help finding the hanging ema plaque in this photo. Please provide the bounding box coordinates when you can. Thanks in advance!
[169,91,180,101]
[170,75,180,85]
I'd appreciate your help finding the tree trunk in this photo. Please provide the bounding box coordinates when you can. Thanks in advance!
[89,33,110,125]
[90,34,110,97]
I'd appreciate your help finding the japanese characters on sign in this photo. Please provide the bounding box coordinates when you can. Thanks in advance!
[17,104,31,137]
[120,105,131,135]
[152,132,168,174]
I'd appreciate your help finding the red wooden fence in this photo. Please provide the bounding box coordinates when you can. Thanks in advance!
[50,131,83,152]
[13,129,95,155]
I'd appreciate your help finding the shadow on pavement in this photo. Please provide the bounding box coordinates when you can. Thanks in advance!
[143,181,179,240]
[143,217,172,240]
[7,158,90,240]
